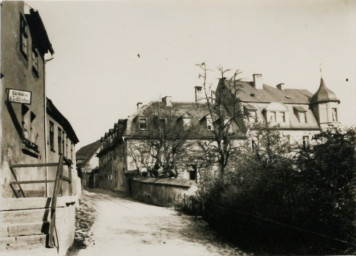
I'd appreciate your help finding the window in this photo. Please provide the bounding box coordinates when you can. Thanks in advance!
[58,128,62,154]
[138,117,147,130]
[49,121,54,151]
[20,15,28,59]
[189,165,197,181]
[299,112,307,123]
[280,112,286,123]
[22,104,30,140]
[159,118,167,127]
[269,111,277,122]
[252,140,257,150]
[62,131,65,156]
[303,136,310,149]
[21,106,36,143]
[66,137,69,158]
[332,108,338,122]
[32,48,39,76]
[207,117,214,131]
[30,112,36,142]
[248,111,257,123]
[183,118,191,129]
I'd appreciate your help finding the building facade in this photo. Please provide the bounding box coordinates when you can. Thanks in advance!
[97,96,245,192]
[215,74,340,148]
[97,73,340,193]
[76,140,100,188]
[1,2,79,254]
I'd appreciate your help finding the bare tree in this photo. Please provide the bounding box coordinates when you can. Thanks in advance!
[127,104,194,178]
[196,62,244,175]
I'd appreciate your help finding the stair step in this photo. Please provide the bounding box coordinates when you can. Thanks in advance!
[0,208,50,224]
[2,221,49,237]
[0,234,47,250]
[1,198,52,211]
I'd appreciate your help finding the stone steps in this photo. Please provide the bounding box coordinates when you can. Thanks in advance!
[0,234,47,250]
[0,196,76,254]
[0,199,51,251]
[1,208,50,224]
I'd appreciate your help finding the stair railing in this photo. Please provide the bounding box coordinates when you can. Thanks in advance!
[48,154,72,249]
[9,154,73,250]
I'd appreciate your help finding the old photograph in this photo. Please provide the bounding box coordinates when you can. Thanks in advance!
[1,0,356,255]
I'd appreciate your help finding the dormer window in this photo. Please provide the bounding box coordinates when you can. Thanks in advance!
[248,111,257,123]
[293,106,308,124]
[139,117,148,130]
[299,112,307,123]
[183,118,191,129]
[206,117,214,131]
[269,111,277,123]
[244,104,258,123]
[159,118,167,127]
[332,108,338,122]
[280,111,286,123]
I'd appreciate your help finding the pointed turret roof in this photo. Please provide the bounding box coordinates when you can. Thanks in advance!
[311,78,339,104]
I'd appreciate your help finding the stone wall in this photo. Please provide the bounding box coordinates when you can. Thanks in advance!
[129,177,196,207]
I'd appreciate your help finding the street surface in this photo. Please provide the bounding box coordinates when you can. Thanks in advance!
[70,189,248,256]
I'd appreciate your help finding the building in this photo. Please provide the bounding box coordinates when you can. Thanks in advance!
[215,74,340,148]
[46,98,79,195]
[76,140,101,188]
[97,73,341,193]
[97,96,245,192]
[1,2,79,254]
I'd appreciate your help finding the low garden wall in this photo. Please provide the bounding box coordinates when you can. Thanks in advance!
[129,177,196,207]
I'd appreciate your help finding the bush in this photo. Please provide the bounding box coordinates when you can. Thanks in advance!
[193,127,356,254]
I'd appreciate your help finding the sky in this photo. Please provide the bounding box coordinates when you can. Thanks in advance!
[28,0,356,149]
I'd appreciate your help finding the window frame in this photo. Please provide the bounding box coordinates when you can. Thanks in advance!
[22,104,30,140]
[331,108,338,122]
[280,111,286,123]
[298,112,307,124]
[31,48,39,76]
[159,117,167,127]
[248,110,258,123]
[58,128,62,154]
[302,135,310,149]
[62,131,65,156]
[269,111,277,123]
[49,121,55,152]
[19,14,29,60]
[138,117,148,130]
[206,116,214,131]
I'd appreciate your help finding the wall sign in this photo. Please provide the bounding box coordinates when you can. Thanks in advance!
[8,89,32,104]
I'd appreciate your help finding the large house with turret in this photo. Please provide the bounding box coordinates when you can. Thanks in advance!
[215,74,340,148]
[96,73,340,193]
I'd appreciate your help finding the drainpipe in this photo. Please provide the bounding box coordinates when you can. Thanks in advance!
[44,53,55,197]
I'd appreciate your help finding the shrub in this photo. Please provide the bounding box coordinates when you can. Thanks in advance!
[193,127,356,254]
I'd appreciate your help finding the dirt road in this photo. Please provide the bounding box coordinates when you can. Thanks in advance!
[70,189,248,256]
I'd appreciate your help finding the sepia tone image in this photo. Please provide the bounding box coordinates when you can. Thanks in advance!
[1,0,355,255]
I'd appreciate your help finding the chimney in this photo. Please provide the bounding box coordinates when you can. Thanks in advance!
[136,102,142,110]
[276,83,285,90]
[253,74,263,90]
[162,96,172,107]
[195,86,205,103]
